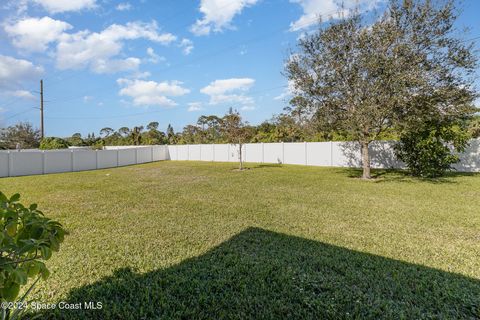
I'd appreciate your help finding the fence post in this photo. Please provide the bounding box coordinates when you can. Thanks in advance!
[150,146,153,162]
[261,143,264,163]
[71,150,74,172]
[228,144,230,162]
[95,150,99,169]
[212,144,215,162]
[116,149,120,166]
[7,151,11,177]
[282,142,285,164]
[244,144,246,163]
[135,148,138,164]
[304,142,308,165]
[330,141,334,166]
[42,151,46,174]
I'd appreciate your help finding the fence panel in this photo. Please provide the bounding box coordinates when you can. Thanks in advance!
[284,142,306,165]
[152,146,168,161]
[189,145,201,160]
[213,144,229,162]
[136,147,152,163]
[244,143,263,163]
[10,152,44,176]
[118,149,136,166]
[97,150,118,169]
[177,145,189,160]
[44,151,72,174]
[201,144,214,161]
[306,142,331,166]
[263,143,283,164]
[73,150,97,172]
[167,146,177,160]
[455,138,480,172]
[0,153,9,177]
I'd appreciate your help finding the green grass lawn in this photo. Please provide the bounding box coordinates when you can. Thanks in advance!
[1,161,479,319]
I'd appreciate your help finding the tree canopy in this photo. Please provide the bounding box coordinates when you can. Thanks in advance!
[285,0,477,178]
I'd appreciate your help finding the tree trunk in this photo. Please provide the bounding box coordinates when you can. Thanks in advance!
[361,141,371,179]
[238,144,243,170]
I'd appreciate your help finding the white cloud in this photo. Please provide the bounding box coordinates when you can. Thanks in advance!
[289,0,381,31]
[8,90,36,100]
[4,16,72,52]
[116,2,132,11]
[117,78,190,107]
[83,95,93,102]
[91,57,141,74]
[55,21,176,73]
[179,38,194,55]
[0,55,44,88]
[200,78,255,106]
[31,0,97,14]
[241,105,255,111]
[191,0,259,36]
[146,47,165,64]
[187,102,204,112]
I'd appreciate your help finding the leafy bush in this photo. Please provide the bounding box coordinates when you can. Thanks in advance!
[394,121,470,178]
[0,192,66,319]
[39,137,70,150]
[468,116,480,138]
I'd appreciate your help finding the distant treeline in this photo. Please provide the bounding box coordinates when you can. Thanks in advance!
[1,112,479,150]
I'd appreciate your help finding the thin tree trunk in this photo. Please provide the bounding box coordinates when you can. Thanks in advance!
[361,141,371,179]
[239,144,243,170]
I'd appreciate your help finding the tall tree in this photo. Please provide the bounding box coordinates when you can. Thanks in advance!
[166,124,176,144]
[285,0,477,179]
[131,126,143,146]
[221,109,251,170]
[147,122,159,131]
[0,122,40,149]
[118,127,130,138]
[99,127,114,138]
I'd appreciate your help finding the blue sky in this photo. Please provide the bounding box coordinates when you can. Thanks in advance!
[0,0,479,137]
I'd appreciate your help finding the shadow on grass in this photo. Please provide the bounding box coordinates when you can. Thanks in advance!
[339,167,479,184]
[251,163,284,169]
[37,228,479,319]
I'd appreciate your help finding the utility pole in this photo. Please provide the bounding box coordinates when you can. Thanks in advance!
[40,79,44,140]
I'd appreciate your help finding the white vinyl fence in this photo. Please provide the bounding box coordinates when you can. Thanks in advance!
[0,145,169,177]
[167,139,480,172]
[1,139,479,177]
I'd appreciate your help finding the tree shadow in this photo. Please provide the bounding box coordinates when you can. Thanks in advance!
[339,167,478,184]
[340,141,402,170]
[36,228,479,319]
[251,163,284,169]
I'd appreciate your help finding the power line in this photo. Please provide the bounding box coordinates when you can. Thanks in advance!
[44,84,288,120]
[2,108,37,121]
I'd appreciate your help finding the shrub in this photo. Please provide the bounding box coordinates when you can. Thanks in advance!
[394,121,470,178]
[0,192,67,319]
[39,137,70,150]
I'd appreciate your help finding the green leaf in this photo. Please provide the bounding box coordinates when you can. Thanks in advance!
[26,262,41,277]
[40,267,50,280]
[5,222,17,237]
[29,204,38,211]
[2,282,20,301]
[40,246,52,260]
[17,243,36,255]
[10,269,27,285]
[49,235,60,252]
[9,194,20,203]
